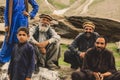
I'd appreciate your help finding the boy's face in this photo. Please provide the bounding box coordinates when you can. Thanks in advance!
[17,31,29,43]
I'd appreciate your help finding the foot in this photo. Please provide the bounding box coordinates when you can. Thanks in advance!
[47,64,60,70]
[71,65,79,70]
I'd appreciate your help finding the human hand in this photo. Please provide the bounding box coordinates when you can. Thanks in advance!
[93,72,103,80]
[79,52,85,58]
[39,47,46,55]
[37,40,49,48]
[5,26,9,32]
[25,78,31,80]
[23,11,30,17]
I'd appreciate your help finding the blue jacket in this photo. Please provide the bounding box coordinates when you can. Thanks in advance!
[8,42,35,80]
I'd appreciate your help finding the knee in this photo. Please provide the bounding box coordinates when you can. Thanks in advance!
[64,50,71,58]
[51,42,60,50]
[71,71,86,80]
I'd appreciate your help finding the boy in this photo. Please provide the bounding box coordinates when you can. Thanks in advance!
[8,27,35,80]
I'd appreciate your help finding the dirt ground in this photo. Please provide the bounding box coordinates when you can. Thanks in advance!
[57,66,76,80]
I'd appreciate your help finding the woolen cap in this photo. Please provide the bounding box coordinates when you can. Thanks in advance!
[39,14,53,21]
[83,21,95,29]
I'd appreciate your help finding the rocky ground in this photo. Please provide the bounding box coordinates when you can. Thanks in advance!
[0,63,75,80]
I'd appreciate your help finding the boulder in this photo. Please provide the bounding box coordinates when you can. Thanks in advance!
[53,16,120,42]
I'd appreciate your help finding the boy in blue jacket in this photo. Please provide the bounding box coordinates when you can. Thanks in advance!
[8,27,35,80]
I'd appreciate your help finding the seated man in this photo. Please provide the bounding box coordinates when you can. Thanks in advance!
[64,21,99,69]
[29,14,61,70]
[72,36,120,80]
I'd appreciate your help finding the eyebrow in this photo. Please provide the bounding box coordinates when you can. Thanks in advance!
[96,42,105,44]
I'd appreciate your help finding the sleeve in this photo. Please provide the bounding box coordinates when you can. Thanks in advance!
[29,0,39,19]
[81,50,94,78]
[48,27,61,44]
[4,0,9,26]
[68,33,82,55]
[94,32,100,38]
[26,45,35,78]
[107,51,117,73]
[8,56,13,75]
[8,46,15,75]
[29,25,38,44]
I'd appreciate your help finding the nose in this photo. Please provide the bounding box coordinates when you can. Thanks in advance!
[86,29,91,32]
[97,44,101,47]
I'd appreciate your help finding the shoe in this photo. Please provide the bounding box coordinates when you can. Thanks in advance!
[71,65,78,70]
[47,65,60,70]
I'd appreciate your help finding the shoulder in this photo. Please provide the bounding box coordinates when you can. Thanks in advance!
[75,33,84,38]
[25,42,34,50]
[104,49,113,55]
[86,48,94,53]
[85,47,97,56]
[77,33,84,36]
[93,32,100,36]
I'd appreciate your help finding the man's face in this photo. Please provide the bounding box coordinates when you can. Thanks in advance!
[95,37,106,52]
[84,26,94,38]
[17,31,29,43]
[40,18,51,26]
[39,18,51,32]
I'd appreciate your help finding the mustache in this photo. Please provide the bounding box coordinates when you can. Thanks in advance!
[96,47,102,49]
[41,24,49,27]
[85,32,92,34]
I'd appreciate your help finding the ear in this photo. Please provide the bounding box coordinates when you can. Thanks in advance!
[27,35,30,38]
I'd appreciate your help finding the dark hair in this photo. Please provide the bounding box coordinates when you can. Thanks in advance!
[39,14,53,21]
[17,27,29,35]
[97,36,108,44]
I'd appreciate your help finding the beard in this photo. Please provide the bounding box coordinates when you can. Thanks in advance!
[95,47,104,53]
[39,23,50,32]
[85,32,93,38]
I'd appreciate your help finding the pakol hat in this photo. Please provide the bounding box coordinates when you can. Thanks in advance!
[83,21,95,29]
[39,14,53,21]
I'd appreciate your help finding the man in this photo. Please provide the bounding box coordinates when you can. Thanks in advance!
[29,14,61,70]
[64,21,99,69]
[72,36,120,80]
[0,0,39,65]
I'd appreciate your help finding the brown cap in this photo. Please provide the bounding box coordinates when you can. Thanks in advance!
[39,14,53,21]
[83,21,95,29]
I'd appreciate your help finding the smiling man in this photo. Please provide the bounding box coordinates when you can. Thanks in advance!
[64,21,100,69]
[72,36,120,80]
[29,14,61,72]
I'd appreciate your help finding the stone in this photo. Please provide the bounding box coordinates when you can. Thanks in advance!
[0,63,60,80]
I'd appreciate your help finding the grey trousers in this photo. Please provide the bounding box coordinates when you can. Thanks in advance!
[64,49,83,69]
[34,42,61,68]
